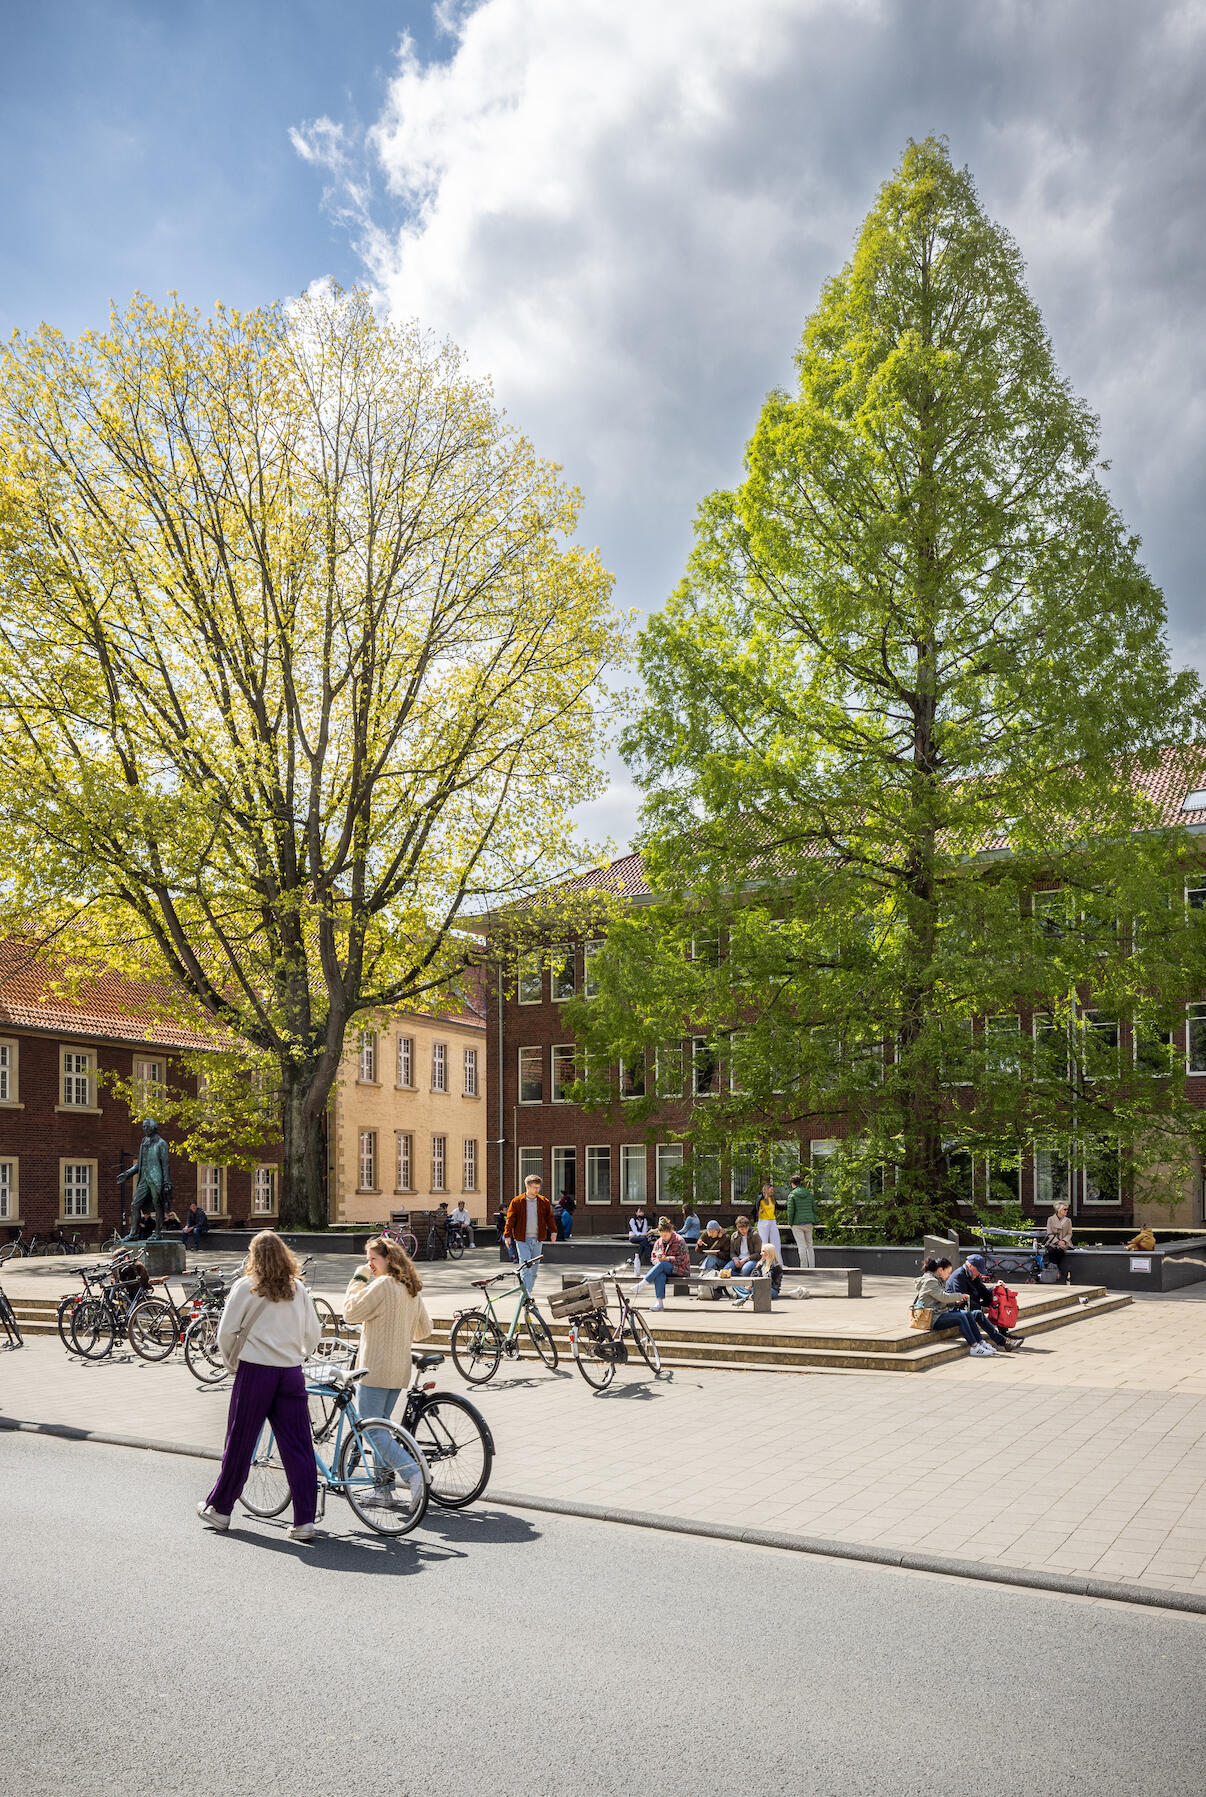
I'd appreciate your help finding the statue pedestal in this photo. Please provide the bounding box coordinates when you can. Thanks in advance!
[136,1240,186,1277]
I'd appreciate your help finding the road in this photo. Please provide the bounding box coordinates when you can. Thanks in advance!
[3,1433,1204,1797]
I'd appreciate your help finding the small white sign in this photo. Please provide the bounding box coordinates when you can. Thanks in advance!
[1129,1256,1152,1273]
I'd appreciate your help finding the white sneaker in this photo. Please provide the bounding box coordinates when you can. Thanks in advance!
[287,1522,318,1543]
[969,1342,995,1356]
[650,1299,665,1312]
[792,1287,811,1299]
[197,1501,230,1531]
[630,1282,644,1298]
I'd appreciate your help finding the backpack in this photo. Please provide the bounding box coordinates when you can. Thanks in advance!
[987,1283,1018,1330]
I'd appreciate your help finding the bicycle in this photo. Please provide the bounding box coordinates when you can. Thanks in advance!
[0,1281,22,1346]
[68,1250,154,1358]
[448,1255,558,1384]
[380,1221,419,1258]
[182,1273,235,1382]
[402,1350,494,1506]
[242,1363,431,1537]
[55,1262,115,1350]
[555,1266,662,1392]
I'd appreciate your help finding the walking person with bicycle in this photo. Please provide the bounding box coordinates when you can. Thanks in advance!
[198,1231,323,1543]
[343,1236,434,1503]
[503,1174,555,1294]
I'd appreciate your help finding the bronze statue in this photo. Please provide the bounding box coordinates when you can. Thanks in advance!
[119,1119,172,1241]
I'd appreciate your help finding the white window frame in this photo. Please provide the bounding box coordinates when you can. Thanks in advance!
[358,1030,378,1084]
[1033,1144,1073,1213]
[517,1147,543,1189]
[60,1046,95,1110]
[691,1037,717,1098]
[0,1158,16,1220]
[1133,1019,1174,1076]
[655,1043,683,1099]
[551,946,576,1002]
[517,953,543,1005]
[585,1145,611,1205]
[692,1151,721,1212]
[61,1159,96,1220]
[809,1139,840,1202]
[431,1041,448,1093]
[1186,882,1206,913]
[358,1131,377,1193]
[619,1144,647,1208]
[551,1145,576,1204]
[657,1143,684,1207]
[463,1046,479,1097]
[583,940,604,998]
[730,1143,758,1208]
[982,1155,1021,1207]
[132,1056,165,1113]
[984,1014,1021,1077]
[551,1044,575,1102]
[198,1164,226,1214]
[0,1037,16,1106]
[1081,1138,1122,1206]
[431,1134,447,1192]
[252,1165,276,1216]
[1081,1010,1120,1079]
[1187,1003,1206,1075]
[518,1046,543,1105]
[396,1131,413,1193]
[397,1035,414,1088]
[619,1053,646,1100]
[462,1137,478,1192]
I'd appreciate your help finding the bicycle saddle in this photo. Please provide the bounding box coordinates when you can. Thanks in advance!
[471,1274,505,1288]
[412,1352,444,1371]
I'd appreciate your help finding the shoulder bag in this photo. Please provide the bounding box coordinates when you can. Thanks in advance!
[909,1298,934,1331]
[222,1294,269,1371]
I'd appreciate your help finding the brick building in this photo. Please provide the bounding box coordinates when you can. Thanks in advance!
[483,767,1206,1236]
[0,942,278,1243]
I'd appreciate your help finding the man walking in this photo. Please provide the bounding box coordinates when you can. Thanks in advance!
[504,1173,555,1294]
[787,1172,817,1269]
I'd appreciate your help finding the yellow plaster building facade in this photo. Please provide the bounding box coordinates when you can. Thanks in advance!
[328,1005,488,1228]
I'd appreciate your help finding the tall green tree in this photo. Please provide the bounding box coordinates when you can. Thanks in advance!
[569,138,1206,1237]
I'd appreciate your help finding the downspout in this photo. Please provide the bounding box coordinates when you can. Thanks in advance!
[497,957,506,1216]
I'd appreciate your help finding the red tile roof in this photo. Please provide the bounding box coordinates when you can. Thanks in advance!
[0,939,226,1051]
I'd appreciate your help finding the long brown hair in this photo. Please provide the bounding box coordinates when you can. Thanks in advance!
[245,1230,301,1303]
[366,1236,423,1297]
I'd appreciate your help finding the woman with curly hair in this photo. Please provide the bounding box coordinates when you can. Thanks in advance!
[342,1235,433,1500]
[197,1230,323,1543]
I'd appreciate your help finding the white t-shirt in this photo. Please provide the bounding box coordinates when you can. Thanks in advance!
[449,1205,470,1227]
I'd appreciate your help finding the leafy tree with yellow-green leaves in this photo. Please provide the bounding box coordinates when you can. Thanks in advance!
[0,286,623,1227]
[568,139,1206,1240]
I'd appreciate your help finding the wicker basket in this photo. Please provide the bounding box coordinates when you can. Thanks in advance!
[549,1279,607,1319]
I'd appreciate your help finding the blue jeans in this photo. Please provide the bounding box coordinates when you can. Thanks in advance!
[636,1262,675,1300]
[933,1308,985,1345]
[726,1257,758,1298]
[560,1212,573,1239]
[356,1385,422,1479]
[516,1237,541,1294]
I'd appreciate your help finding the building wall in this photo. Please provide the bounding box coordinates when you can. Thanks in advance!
[329,1010,487,1228]
[0,1027,275,1239]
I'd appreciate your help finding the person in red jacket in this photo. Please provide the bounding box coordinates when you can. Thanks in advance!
[503,1174,556,1293]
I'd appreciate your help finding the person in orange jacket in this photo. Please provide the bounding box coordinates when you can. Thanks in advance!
[503,1174,556,1293]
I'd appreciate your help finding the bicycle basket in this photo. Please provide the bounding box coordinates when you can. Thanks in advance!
[548,1279,606,1320]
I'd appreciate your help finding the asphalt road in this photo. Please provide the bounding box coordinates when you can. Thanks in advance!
[4,1433,1204,1797]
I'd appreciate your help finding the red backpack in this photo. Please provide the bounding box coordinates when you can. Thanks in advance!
[987,1283,1018,1330]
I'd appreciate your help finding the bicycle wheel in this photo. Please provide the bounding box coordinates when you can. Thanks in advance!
[70,1296,114,1359]
[0,1289,22,1346]
[401,1231,418,1258]
[56,1295,80,1350]
[627,1306,662,1374]
[445,1230,465,1261]
[339,1419,429,1536]
[184,1314,228,1383]
[425,1228,445,1261]
[128,1297,179,1362]
[525,1306,558,1370]
[311,1296,337,1338]
[410,1393,493,1508]
[449,1310,503,1384]
[307,1385,339,1444]
[570,1318,614,1391]
[241,1425,293,1518]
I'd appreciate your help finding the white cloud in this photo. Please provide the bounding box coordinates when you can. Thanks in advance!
[294,0,1206,844]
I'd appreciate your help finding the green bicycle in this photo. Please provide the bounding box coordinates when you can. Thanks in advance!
[242,1364,430,1538]
[449,1254,558,1384]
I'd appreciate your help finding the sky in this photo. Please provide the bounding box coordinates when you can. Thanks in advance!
[4,0,1205,853]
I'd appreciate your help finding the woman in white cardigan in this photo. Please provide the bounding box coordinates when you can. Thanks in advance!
[343,1236,433,1497]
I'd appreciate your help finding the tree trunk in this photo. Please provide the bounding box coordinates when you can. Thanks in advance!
[279,1063,329,1231]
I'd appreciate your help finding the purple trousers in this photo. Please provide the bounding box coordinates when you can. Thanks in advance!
[206,1360,317,1527]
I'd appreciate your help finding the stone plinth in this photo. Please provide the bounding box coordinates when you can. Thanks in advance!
[135,1240,186,1276]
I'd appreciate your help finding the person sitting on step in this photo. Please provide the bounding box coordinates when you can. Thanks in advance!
[943,1254,1023,1351]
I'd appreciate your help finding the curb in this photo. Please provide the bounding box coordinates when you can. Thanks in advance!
[5,1417,1204,1617]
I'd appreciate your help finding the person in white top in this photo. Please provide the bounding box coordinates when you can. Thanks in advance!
[197,1231,323,1543]
[448,1202,474,1246]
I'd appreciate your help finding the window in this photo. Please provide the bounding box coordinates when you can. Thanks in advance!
[984,1156,1021,1206]
[619,1144,646,1207]
[1186,882,1206,911]
[1134,1020,1174,1077]
[431,1042,447,1092]
[984,1015,1021,1076]
[655,1044,683,1099]
[358,1131,377,1192]
[1188,1004,1206,1075]
[431,1134,447,1192]
[1034,1145,1072,1212]
[586,1145,611,1205]
[1182,789,1206,812]
[583,940,604,998]
[1033,1013,1068,1081]
[61,1048,94,1109]
[0,1159,15,1220]
[463,1047,478,1096]
[0,1039,16,1105]
[552,1145,576,1203]
[771,1141,800,1189]
[1081,1011,1119,1079]
[358,1030,377,1083]
[1032,889,1066,940]
[551,947,576,1001]
[730,1144,758,1207]
[728,1035,748,1095]
[809,1139,840,1201]
[551,1045,575,1102]
[692,935,720,968]
[517,953,542,1004]
[252,1166,276,1215]
[692,1152,721,1210]
[1082,1138,1121,1205]
[619,1053,646,1100]
[517,1147,543,1189]
[61,1161,94,1219]
[943,1142,973,1208]
[518,1047,543,1104]
[396,1133,413,1191]
[463,1138,478,1192]
[691,1038,717,1097]
[198,1165,225,1213]
[657,1143,684,1207]
[397,1035,414,1087]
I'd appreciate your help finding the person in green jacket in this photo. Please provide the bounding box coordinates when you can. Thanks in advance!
[787,1173,817,1268]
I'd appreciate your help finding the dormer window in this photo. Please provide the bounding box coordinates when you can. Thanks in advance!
[1180,789,1206,811]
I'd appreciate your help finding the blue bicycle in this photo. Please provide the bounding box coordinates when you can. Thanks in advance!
[241,1365,431,1537]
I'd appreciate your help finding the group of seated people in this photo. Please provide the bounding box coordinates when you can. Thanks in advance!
[627,1205,791,1309]
[913,1253,1025,1355]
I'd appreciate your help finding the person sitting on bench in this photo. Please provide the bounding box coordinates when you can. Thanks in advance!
[630,1217,691,1312]
[722,1216,760,1302]
[628,1207,653,1268]
[1044,1204,1073,1280]
[696,1221,732,1299]
[943,1253,1022,1351]
[731,1240,785,1306]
